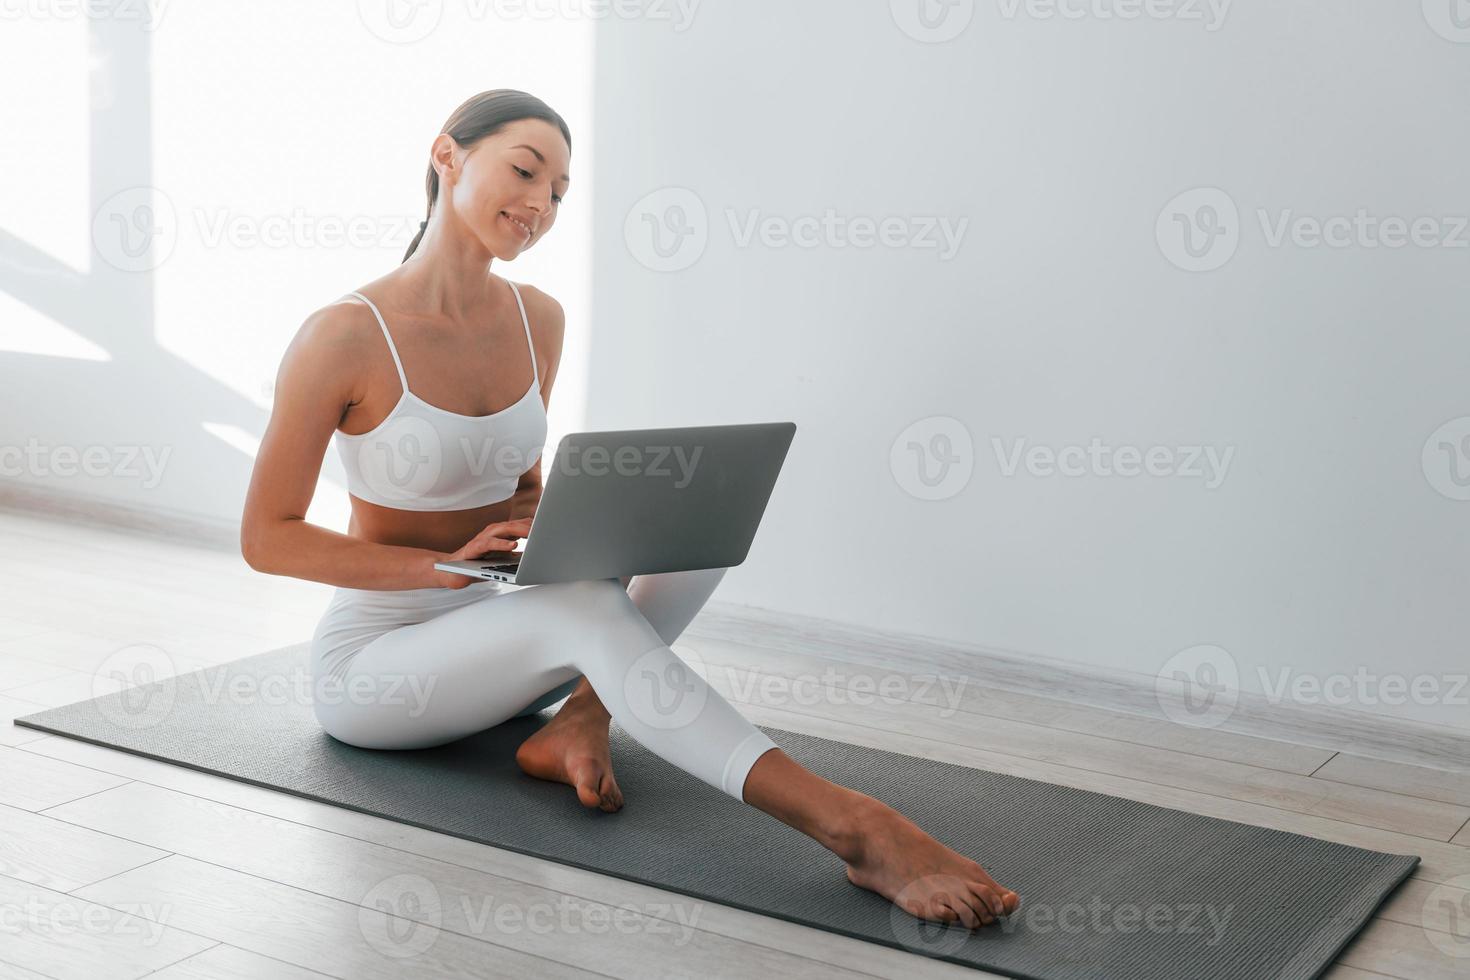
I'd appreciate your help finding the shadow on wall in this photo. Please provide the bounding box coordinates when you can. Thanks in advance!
[0,16,342,531]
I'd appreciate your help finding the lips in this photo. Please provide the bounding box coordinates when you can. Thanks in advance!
[502,211,533,241]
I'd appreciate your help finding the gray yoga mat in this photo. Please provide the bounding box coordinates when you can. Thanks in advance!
[15,643,1418,980]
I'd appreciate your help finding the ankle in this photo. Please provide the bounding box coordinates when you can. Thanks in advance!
[562,688,611,722]
[824,791,886,861]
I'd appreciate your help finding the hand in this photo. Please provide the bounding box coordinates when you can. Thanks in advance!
[431,517,534,589]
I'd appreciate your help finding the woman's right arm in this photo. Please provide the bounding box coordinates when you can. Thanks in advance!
[239,303,442,591]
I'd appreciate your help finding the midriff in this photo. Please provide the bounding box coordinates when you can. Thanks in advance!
[345,493,523,556]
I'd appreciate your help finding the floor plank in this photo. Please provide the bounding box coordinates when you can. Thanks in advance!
[1336,917,1470,980]
[0,744,131,811]
[0,615,56,643]
[0,802,167,892]
[0,694,53,747]
[1314,754,1470,808]
[0,629,220,678]
[48,781,904,980]
[147,943,335,980]
[1375,877,1470,938]
[1319,966,1400,980]
[0,871,215,980]
[0,651,79,693]
[74,854,692,980]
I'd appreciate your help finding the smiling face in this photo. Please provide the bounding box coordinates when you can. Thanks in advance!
[433,117,571,261]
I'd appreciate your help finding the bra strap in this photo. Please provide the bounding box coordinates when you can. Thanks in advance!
[505,280,539,386]
[348,291,410,396]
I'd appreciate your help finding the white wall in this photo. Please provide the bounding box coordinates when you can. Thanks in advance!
[588,1,1470,730]
[3,1,1466,731]
[0,1,594,536]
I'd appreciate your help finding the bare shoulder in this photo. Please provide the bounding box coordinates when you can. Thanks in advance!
[274,295,380,396]
[510,281,566,346]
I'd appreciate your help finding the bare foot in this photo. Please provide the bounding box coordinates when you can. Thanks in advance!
[836,796,1020,928]
[514,700,624,812]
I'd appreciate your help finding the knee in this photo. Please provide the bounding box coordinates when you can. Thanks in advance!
[554,577,634,613]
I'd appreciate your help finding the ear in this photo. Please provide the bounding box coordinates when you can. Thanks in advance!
[430,133,462,182]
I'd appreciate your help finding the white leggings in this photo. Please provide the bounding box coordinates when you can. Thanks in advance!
[307,569,780,802]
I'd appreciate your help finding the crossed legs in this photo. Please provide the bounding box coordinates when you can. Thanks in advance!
[311,568,1021,928]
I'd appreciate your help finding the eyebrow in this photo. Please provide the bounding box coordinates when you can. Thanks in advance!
[511,144,570,185]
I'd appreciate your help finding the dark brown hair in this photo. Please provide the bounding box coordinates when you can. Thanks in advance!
[402,89,572,263]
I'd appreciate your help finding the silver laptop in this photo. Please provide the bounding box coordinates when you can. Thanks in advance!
[434,421,796,585]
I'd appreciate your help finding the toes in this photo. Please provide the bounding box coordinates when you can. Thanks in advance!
[972,884,1005,920]
[941,894,982,930]
[923,898,962,926]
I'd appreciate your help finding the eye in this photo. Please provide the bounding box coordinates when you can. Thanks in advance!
[513,164,562,205]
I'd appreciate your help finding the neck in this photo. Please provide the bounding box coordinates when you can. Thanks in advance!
[397,209,504,319]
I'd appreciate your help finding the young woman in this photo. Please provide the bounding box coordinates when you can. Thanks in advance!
[240,89,1018,930]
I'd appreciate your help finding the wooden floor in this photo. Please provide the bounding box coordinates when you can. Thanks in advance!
[0,510,1466,980]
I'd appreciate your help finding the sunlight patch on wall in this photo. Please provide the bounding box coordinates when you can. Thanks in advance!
[0,292,110,361]
[0,19,90,273]
[201,419,351,532]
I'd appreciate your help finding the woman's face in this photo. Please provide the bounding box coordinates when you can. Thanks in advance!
[436,117,571,261]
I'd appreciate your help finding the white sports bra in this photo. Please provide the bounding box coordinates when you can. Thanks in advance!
[333,280,548,512]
